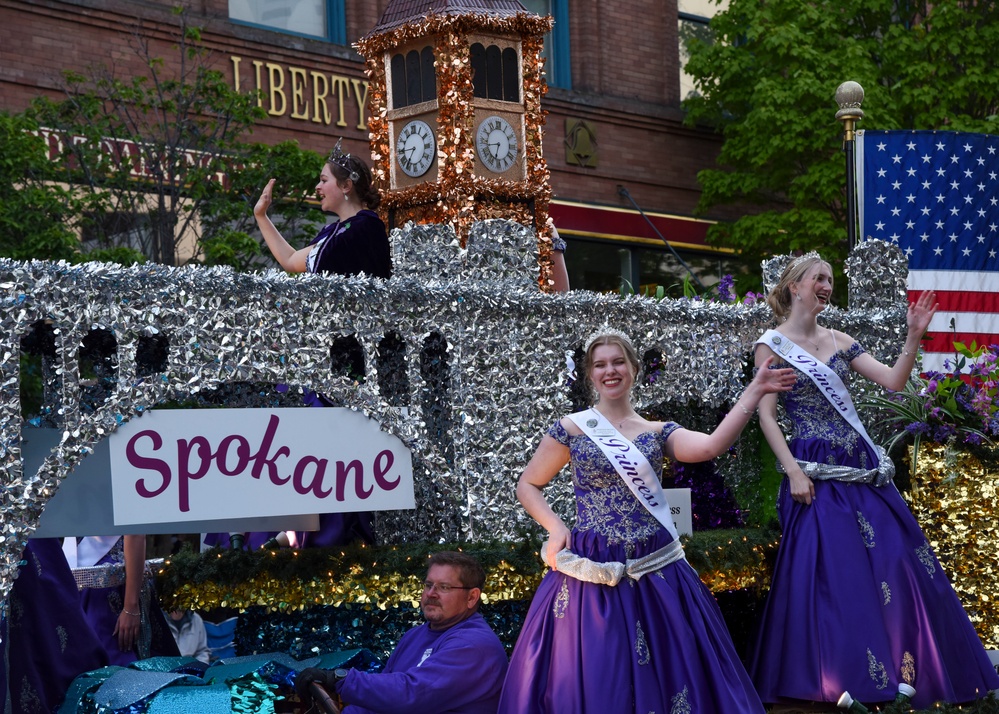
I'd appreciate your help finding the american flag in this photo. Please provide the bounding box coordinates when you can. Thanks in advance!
[857,129,999,374]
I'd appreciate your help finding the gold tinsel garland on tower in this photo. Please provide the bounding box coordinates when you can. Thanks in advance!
[356,11,555,289]
[364,52,390,200]
[521,30,553,290]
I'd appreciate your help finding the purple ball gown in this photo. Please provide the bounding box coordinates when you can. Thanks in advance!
[749,343,999,708]
[498,421,765,714]
[76,538,179,667]
[0,539,108,714]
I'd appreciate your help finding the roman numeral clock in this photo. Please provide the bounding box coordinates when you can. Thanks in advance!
[356,0,556,287]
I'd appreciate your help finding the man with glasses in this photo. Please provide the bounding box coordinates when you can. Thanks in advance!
[295,551,508,713]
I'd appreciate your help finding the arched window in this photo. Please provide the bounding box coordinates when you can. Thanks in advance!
[420,331,454,465]
[405,50,422,105]
[502,47,519,101]
[470,42,521,102]
[136,333,169,376]
[390,46,436,109]
[330,334,365,383]
[79,328,118,413]
[391,53,407,108]
[377,331,409,406]
[21,320,57,423]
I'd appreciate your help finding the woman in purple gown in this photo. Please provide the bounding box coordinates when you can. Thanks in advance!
[0,539,107,714]
[749,253,999,709]
[236,140,389,552]
[72,535,179,666]
[498,329,796,714]
[253,138,390,280]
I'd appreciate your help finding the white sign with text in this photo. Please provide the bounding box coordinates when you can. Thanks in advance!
[664,488,693,537]
[110,408,414,525]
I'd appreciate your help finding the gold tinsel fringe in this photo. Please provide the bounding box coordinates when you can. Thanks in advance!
[907,442,999,648]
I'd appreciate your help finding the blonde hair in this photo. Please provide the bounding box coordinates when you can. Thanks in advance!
[766,253,831,321]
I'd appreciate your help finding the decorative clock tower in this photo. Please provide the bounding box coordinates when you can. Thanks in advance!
[355,0,556,288]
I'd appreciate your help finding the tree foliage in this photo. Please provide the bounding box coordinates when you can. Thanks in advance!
[683,0,999,282]
[20,7,325,268]
[0,112,85,262]
[199,141,328,272]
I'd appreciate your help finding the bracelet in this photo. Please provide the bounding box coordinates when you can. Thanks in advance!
[738,403,753,416]
[122,608,141,618]
[903,348,914,356]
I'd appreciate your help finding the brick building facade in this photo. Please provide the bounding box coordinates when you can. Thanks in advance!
[0,0,738,292]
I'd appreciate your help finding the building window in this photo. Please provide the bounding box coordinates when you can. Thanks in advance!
[228,0,346,44]
[678,0,726,101]
[563,237,739,296]
[390,46,437,109]
[519,0,571,89]
[470,43,521,102]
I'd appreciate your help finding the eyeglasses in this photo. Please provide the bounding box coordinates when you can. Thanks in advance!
[422,581,474,594]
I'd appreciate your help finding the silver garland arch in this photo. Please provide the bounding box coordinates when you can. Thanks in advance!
[0,221,909,615]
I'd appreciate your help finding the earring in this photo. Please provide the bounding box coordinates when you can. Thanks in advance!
[795,294,802,301]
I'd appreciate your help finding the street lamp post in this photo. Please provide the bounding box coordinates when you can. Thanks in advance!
[836,81,865,249]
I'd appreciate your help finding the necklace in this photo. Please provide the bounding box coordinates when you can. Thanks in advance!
[785,326,822,351]
[595,406,639,430]
[611,414,636,429]
[802,328,823,350]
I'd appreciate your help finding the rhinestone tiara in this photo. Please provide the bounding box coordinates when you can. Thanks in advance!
[786,250,823,273]
[327,138,360,182]
[583,327,633,355]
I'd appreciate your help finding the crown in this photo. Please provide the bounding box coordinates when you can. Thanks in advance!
[786,250,823,274]
[583,327,634,355]
[327,138,360,182]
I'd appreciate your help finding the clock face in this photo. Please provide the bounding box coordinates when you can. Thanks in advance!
[476,115,519,173]
[396,119,436,178]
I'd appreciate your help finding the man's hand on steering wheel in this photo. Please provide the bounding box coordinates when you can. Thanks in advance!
[295,667,349,713]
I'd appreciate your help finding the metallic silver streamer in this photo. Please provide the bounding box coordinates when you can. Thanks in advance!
[0,228,909,622]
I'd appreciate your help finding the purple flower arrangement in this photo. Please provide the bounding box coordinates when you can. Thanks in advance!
[671,273,761,306]
[862,341,999,471]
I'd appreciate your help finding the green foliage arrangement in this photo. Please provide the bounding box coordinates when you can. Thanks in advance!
[0,112,84,262]
[155,528,783,612]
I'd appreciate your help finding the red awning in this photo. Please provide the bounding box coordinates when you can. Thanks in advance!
[549,200,726,252]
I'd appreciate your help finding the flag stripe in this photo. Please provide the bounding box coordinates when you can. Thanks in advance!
[918,290,999,314]
[908,270,999,292]
[923,330,999,353]
[920,352,953,375]
[923,306,999,334]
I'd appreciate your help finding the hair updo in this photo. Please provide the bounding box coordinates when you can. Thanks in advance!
[766,254,830,321]
[328,153,381,211]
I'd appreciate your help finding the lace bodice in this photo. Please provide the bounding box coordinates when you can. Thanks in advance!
[548,420,681,545]
[779,342,874,465]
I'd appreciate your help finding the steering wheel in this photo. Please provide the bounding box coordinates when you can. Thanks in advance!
[308,682,342,714]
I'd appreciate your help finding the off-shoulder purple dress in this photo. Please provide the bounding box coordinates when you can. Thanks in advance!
[498,421,765,714]
[749,343,999,708]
